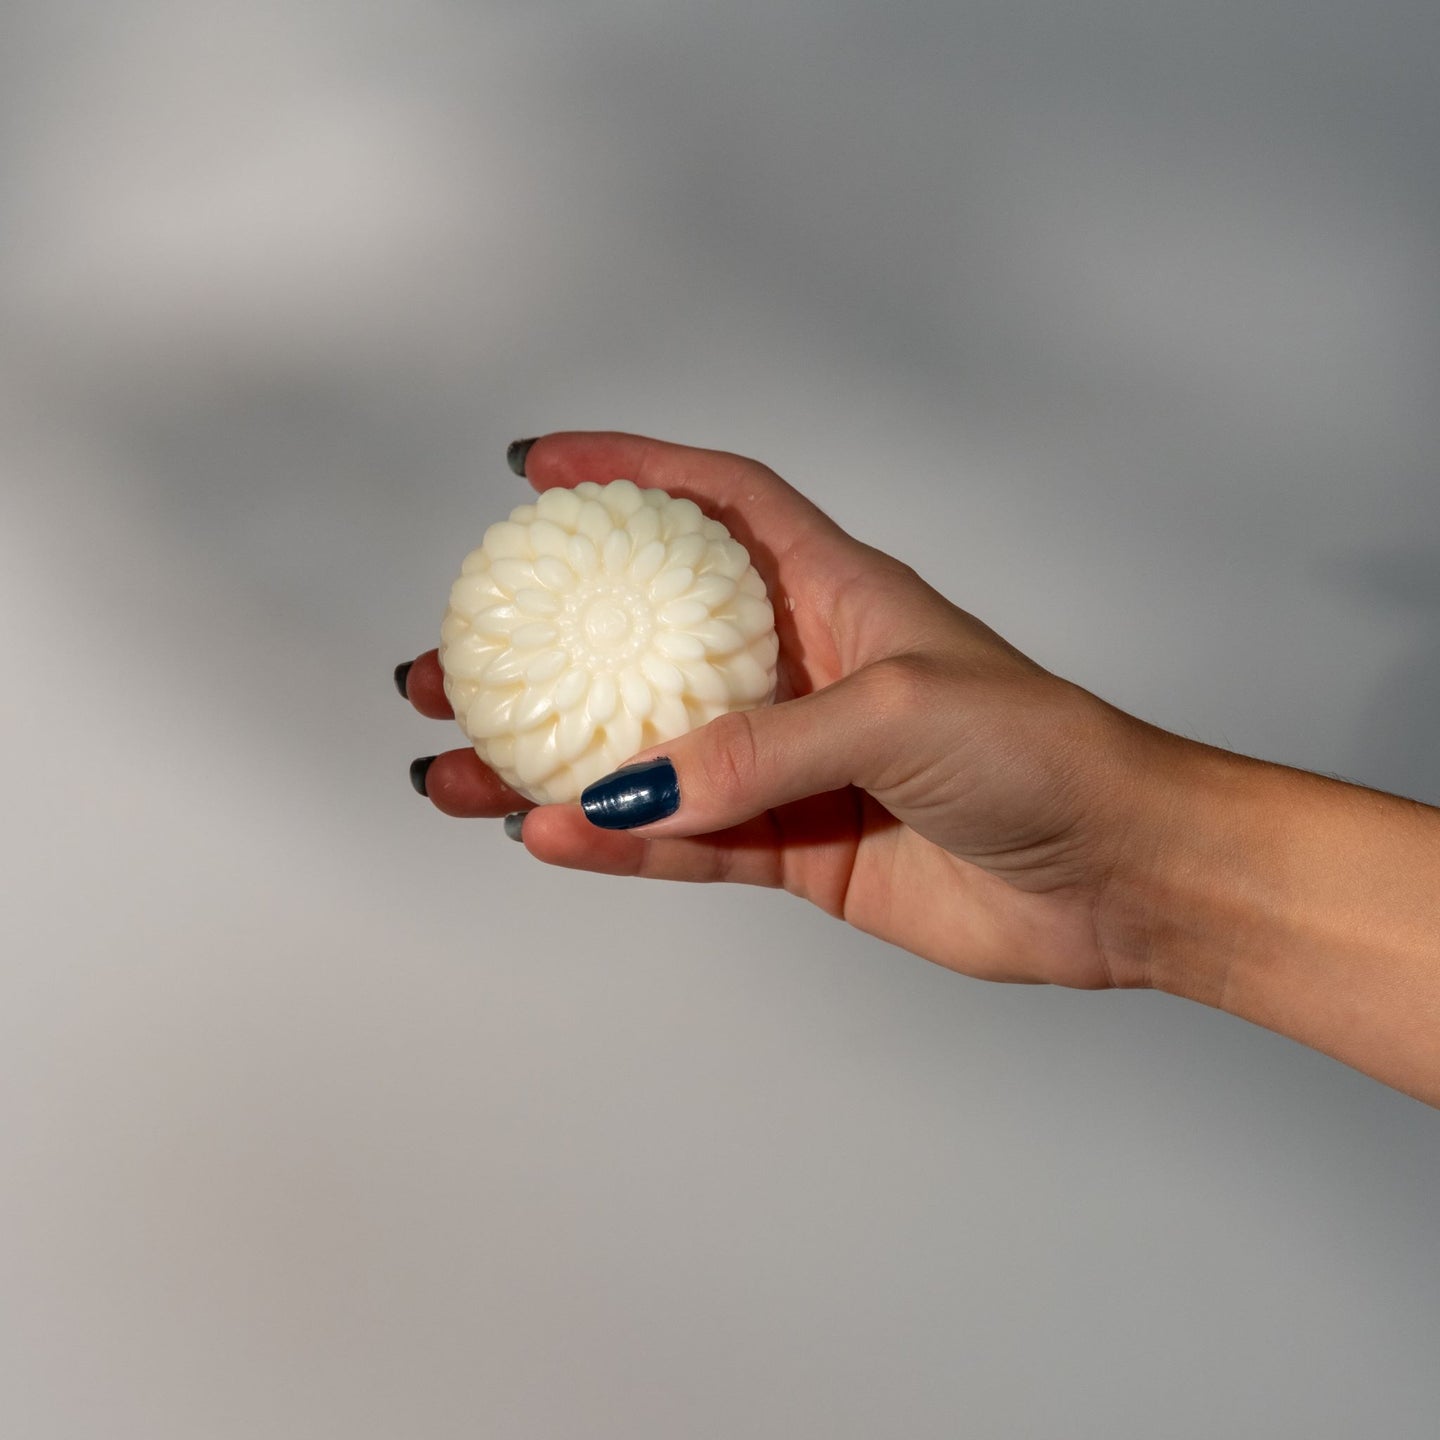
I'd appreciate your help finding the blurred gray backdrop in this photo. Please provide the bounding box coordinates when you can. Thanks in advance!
[2,2,1438,1436]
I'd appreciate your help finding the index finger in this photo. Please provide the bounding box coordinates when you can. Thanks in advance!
[515,430,857,580]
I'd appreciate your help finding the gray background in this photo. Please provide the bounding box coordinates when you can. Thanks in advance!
[2,1,1438,1436]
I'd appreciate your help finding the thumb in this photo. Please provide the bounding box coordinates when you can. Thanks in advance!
[578,665,900,836]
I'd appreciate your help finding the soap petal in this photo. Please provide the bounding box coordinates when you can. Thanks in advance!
[685,573,738,610]
[515,587,561,617]
[649,566,694,604]
[719,539,751,575]
[730,593,775,638]
[661,497,705,537]
[480,648,529,684]
[528,518,570,558]
[524,648,568,684]
[566,533,598,577]
[602,528,632,575]
[654,629,705,662]
[514,726,561,785]
[482,520,531,559]
[440,610,472,644]
[554,666,591,713]
[535,487,582,528]
[465,690,517,739]
[484,735,516,772]
[678,659,730,702]
[618,665,654,721]
[586,673,618,726]
[577,499,612,543]
[640,653,686,695]
[629,539,668,584]
[533,556,577,593]
[648,690,691,740]
[628,506,661,549]
[568,744,618,796]
[720,651,772,702]
[666,533,707,570]
[510,621,558,650]
[510,684,558,731]
[601,478,644,518]
[471,603,520,633]
[450,572,504,614]
[488,558,538,596]
[442,634,501,680]
[658,598,709,628]
[603,707,643,763]
[555,704,594,763]
[690,618,745,655]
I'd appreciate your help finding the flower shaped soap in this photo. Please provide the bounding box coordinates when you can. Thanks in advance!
[440,479,779,805]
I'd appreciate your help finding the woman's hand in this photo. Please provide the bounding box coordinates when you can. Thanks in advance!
[399,431,1171,992]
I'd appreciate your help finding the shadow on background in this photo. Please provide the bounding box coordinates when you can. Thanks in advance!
[1325,529,1440,806]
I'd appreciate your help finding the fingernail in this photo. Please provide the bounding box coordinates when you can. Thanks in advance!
[393,660,413,699]
[410,756,436,796]
[580,757,678,829]
[507,437,537,477]
[503,811,527,842]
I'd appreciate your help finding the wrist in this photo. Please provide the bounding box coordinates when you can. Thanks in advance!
[1096,715,1440,1103]
[1096,724,1278,1002]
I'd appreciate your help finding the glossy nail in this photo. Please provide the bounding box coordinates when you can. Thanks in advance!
[580,758,678,830]
[393,660,413,699]
[506,437,537,477]
[410,756,436,796]
[503,811,527,842]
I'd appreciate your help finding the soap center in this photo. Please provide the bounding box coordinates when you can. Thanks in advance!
[584,602,631,647]
[560,581,654,668]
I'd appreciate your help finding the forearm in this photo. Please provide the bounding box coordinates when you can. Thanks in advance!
[1107,728,1440,1106]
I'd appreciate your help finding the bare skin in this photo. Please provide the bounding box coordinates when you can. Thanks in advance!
[401,431,1440,1107]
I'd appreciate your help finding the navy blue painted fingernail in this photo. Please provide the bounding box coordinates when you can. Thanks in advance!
[580,758,679,829]
[410,756,436,796]
[503,811,527,842]
[507,437,537,477]
[393,660,413,699]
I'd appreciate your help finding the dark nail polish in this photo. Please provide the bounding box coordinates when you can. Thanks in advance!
[503,811,527,842]
[507,437,537,477]
[580,757,678,830]
[393,660,413,699]
[410,756,436,796]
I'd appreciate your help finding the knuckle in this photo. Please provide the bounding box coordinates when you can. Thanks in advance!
[862,653,943,718]
[702,708,760,803]
[828,553,939,648]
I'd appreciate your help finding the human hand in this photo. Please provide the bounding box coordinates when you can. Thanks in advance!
[399,431,1174,991]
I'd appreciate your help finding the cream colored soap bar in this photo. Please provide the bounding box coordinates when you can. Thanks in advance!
[440,478,779,805]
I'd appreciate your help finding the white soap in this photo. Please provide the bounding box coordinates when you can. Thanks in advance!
[440,478,780,804]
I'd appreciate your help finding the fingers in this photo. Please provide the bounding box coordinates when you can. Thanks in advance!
[577,663,907,840]
[515,430,859,577]
[514,803,786,887]
[413,747,531,817]
[398,649,453,720]
[398,652,527,815]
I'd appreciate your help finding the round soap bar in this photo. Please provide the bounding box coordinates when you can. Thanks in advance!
[439,478,780,805]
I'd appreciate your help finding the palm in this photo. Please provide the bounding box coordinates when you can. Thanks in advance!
[736,564,1114,990]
